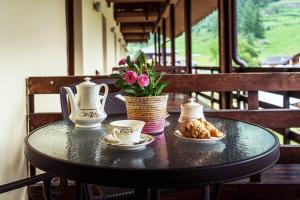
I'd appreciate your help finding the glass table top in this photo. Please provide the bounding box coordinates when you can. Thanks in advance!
[27,113,278,170]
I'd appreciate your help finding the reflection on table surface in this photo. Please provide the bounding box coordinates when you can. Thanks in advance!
[27,113,277,169]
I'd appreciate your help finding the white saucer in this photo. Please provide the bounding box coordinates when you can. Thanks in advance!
[173,130,225,143]
[102,134,155,150]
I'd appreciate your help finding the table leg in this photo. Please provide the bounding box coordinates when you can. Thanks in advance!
[210,184,221,200]
[75,182,92,200]
[201,185,210,200]
[135,188,149,200]
[149,189,160,200]
[43,178,52,200]
[75,182,82,200]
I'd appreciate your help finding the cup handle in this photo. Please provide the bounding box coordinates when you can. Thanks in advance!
[112,128,120,139]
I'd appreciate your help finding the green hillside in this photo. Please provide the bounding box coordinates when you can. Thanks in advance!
[128,0,300,67]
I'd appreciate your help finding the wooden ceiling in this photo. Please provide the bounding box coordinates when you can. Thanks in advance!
[107,0,217,43]
[107,0,166,43]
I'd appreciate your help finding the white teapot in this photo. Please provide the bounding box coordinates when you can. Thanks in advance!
[64,77,108,128]
[178,98,205,123]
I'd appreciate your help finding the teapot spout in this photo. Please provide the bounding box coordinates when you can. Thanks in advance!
[64,87,79,122]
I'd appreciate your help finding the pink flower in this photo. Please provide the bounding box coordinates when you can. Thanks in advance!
[124,71,137,85]
[138,74,150,87]
[118,59,126,66]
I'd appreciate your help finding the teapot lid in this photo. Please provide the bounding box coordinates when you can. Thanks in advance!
[78,77,97,87]
[182,98,202,107]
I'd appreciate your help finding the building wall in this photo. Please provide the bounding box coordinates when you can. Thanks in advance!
[0,1,126,200]
[75,0,127,75]
[0,0,68,199]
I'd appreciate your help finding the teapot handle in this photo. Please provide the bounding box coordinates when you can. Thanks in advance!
[99,83,109,109]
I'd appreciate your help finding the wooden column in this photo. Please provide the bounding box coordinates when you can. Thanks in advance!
[162,18,167,67]
[158,27,161,66]
[154,32,157,63]
[170,4,175,67]
[184,0,192,74]
[218,0,233,109]
[66,0,74,75]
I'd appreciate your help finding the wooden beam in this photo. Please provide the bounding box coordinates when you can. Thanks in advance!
[124,33,149,40]
[218,0,234,109]
[29,113,62,131]
[28,110,300,131]
[278,145,300,164]
[184,0,192,74]
[108,0,164,3]
[27,73,300,95]
[218,0,233,73]
[170,4,175,67]
[204,110,300,128]
[121,26,152,33]
[115,11,158,23]
[126,39,148,43]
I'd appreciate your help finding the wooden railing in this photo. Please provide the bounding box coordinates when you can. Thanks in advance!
[27,73,300,166]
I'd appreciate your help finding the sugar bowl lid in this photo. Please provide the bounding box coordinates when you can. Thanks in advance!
[78,77,97,87]
[182,98,202,107]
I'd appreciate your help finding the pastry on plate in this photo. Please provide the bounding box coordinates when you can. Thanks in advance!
[199,118,223,138]
[179,118,223,139]
[179,119,210,139]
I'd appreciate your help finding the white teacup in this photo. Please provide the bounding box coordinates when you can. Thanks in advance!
[110,120,145,144]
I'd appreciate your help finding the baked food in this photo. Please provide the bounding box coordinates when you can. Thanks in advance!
[179,119,210,139]
[179,118,223,139]
[199,118,224,138]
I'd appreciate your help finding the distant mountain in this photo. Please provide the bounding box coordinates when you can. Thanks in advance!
[128,0,300,67]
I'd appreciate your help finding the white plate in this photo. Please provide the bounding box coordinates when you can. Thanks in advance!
[173,130,225,143]
[102,134,155,150]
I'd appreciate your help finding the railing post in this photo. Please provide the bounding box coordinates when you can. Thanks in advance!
[154,31,157,63]
[162,18,167,67]
[158,26,161,66]
[283,92,291,144]
[184,0,192,74]
[210,69,215,108]
[170,4,175,67]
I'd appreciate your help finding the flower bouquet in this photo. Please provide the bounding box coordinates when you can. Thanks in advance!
[111,53,168,134]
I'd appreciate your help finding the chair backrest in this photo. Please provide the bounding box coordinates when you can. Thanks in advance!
[59,78,126,120]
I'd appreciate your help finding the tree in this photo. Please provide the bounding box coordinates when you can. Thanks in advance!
[254,9,265,39]
[238,38,260,66]
[239,0,265,39]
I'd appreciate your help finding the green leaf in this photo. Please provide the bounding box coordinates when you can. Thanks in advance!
[137,53,146,65]
[126,55,131,66]
[145,63,151,76]
[124,88,137,96]
[155,82,167,96]
[114,79,125,88]
[155,72,166,85]
[151,59,156,74]
[110,73,123,79]
[132,63,141,74]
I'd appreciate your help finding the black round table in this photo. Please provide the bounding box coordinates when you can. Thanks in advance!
[25,113,279,200]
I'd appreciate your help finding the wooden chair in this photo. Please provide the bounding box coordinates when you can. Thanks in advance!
[58,78,130,199]
[26,74,300,200]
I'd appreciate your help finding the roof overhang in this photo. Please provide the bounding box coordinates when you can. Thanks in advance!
[107,0,217,43]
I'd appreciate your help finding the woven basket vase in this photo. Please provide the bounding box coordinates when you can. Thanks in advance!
[125,94,168,134]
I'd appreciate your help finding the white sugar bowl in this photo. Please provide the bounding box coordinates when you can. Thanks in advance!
[178,98,205,123]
